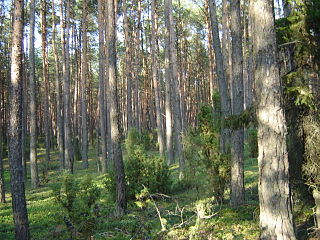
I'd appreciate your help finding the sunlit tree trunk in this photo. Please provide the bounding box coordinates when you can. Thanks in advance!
[230,0,245,206]
[9,0,30,238]
[250,0,296,239]
[81,0,88,168]
[29,0,39,188]
[98,0,107,173]
[151,0,165,157]
[107,0,126,216]
[208,0,231,153]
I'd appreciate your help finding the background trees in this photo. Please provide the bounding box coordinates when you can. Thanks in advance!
[0,0,319,239]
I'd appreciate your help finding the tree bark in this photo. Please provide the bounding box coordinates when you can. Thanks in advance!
[81,0,88,168]
[29,0,39,188]
[61,0,73,172]
[98,0,107,173]
[9,0,30,238]
[165,0,184,171]
[164,0,173,165]
[250,0,296,239]
[208,0,231,153]
[40,0,51,178]
[52,0,64,170]
[107,0,126,216]
[0,100,5,203]
[151,0,165,157]
[230,0,245,206]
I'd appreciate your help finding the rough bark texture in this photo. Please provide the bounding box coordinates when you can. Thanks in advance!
[250,0,296,239]
[81,0,88,168]
[52,0,64,170]
[98,0,107,173]
[230,0,245,206]
[29,0,39,188]
[9,0,30,238]
[151,0,165,157]
[208,0,231,153]
[107,0,127,216]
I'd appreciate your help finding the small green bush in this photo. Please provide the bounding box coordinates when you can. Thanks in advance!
[52,174,101,239]
[247,128,258,158]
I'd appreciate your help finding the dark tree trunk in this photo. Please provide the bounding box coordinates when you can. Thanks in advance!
[9,0,30,238]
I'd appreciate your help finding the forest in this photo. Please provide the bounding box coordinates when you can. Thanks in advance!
[0,0,320,239]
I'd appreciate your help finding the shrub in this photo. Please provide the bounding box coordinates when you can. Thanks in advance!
[52,174,101,239]
[247,128,258,158]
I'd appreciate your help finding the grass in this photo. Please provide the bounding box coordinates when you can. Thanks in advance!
[0,143,313,239]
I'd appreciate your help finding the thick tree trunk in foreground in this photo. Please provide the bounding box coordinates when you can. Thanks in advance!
[151,0,165,157]
[81,0,88,168]
[29,0,39,188]
[9,0,30,238]
[98,0,107,173]
[107,0,126,216]
[208,0,231,153]
[250,0,296,239]
[230,0,245,206]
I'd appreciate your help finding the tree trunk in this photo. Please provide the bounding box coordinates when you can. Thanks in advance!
[123,0,133,132]
[107,0,126,216]
[98,0,107,173]
[165,0,184,171]
[164,1,173,165]
[29,0,39,188]
[9,0,30,238]
[0,101,5,203]
[61,0,73,172]
[250,0,296,239]
[40,0,51,178]
[230,0,244,206]
[208,0,231,153]
[81,0,88,168]
[151,0,165,157]
[52,0,64,170]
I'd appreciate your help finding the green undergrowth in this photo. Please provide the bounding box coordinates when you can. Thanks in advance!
[0,143,313,239]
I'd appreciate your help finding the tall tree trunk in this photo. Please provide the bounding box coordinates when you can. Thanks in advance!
[123,0,133,132]
[98,0,107,173]
[9,0,30,238]
[208,0,231,153]
[230,0,245,206]
[0,99,5,203]
[81,0,88,168]
[40,0,51,178]
[250,0,296,239]
[164,0,173,165]
[61,0,73,172]
[151,0,165,157]
[29,0,39,188]
[52,0,64,170]
[107,0,126,216]
[165,0,184,171]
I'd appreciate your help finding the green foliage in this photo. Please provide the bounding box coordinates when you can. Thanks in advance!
[302,114,320,191]
[247,128,258,158]
[122,128,171,200]
[52,174,101,239]
[182,105,230,203]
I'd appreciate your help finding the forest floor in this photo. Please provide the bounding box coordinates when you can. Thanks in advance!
[0,145,314,240]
